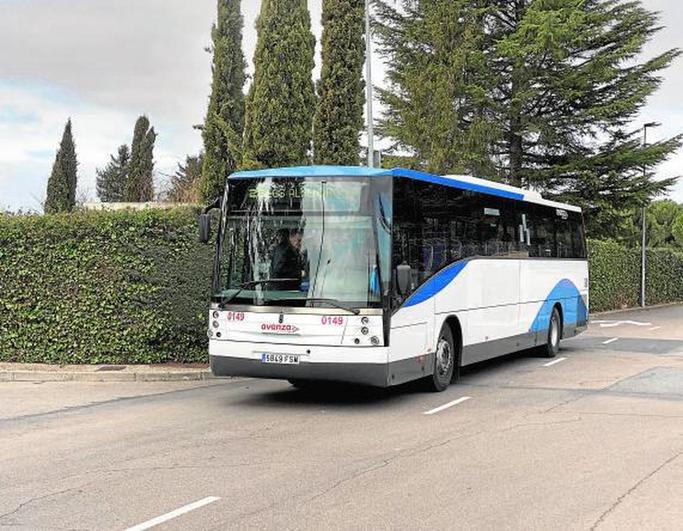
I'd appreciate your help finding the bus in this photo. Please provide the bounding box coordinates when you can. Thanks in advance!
[199,166,588,392]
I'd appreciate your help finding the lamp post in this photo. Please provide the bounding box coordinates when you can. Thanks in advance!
[641,121,661,307]
[365,0,375,168]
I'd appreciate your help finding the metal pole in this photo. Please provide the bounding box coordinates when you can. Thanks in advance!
[640,122,661,307]
[641,204,646,307]
[641,126,647,308]
[365,0,375,168]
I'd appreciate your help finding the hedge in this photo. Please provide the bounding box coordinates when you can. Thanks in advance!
[0,209,213,364]
[1,214,683,365]
[588,239,683,312]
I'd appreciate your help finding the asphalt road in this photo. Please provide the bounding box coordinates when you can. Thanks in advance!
[1,305,682,530]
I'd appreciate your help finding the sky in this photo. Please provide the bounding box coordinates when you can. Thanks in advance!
[0,0,682,212]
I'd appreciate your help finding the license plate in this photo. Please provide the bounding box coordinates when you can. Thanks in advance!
[261,353,300,365]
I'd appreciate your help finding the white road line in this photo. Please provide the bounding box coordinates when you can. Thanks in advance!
[649,326,662,331]
[424,396,472,415]
[542,357,567,367]
[599,320,651,328]
[125,497,220,531]
[602,337,619,345]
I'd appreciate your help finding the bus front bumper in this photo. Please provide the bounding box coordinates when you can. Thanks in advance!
[210,355,391,387]
[209,341,392,387]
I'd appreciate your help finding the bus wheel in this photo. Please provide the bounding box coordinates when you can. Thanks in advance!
[429,325,455,392]
[541,307,562,358]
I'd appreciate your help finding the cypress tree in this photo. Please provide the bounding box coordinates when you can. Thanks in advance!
[167,154,204,203]
[44,119,78,214]
[313,0,365,165]
[201,0,247,201]
[96,145,130,202]
[242,0,316,168]
[125,116,157,202]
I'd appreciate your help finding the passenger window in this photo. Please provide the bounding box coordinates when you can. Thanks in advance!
[524,208,555,258]
[555,210,572,258]
[570,213,587,259]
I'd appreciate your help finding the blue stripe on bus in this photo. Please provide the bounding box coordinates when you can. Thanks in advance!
[402,261,469,308]
[529,279,588,333]
[228,166,525,201]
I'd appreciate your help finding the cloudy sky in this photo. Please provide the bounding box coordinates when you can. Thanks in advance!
[0,0,682,211]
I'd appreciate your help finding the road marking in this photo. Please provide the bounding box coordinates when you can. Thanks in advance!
[542,357,567,367]
[424,396,471,415]
[602,337,619,345]
[649,326,662,331]
[598,320,651,328]
[125,496,220,531]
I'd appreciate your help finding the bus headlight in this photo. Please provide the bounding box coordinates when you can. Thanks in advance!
[361,327,369,335]
[361,316,370,325]
[212,311,220,319]
[371,336,380,346]
[212,321,219,328]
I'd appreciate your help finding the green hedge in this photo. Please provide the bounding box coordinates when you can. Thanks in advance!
[588,239,683,312]
[2,214,683,365]
[0,209,212,364]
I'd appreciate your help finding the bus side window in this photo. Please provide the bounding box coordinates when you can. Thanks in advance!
[555,214,572,259]
[570,213,587,259]
[524,208,556,258]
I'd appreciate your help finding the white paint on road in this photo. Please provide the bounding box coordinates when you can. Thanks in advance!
[602,338,619,345]
[424,396,471,415]
[597,320,652,328]
[125,496,220,531]
[649,326,662,331]
[542,357,567,367]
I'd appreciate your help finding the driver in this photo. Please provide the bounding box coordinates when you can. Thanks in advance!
[270,229,305,290]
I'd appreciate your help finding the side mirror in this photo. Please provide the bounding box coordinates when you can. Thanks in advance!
[396,263,411,296]
[198,213,211,244]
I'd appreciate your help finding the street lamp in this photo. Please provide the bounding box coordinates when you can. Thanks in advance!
[641,121,661,307]
[365,0,374,168]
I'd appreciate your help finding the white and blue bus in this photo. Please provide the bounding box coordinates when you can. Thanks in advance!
[199,166,588,391]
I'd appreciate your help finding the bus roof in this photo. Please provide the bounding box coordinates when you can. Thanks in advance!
[229,165,582,213]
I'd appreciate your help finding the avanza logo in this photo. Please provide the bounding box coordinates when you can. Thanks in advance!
[261,323,300,334]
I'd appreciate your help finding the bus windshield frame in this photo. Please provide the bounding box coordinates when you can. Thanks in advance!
[213,175,393,311]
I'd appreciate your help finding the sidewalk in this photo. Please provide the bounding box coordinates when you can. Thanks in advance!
[0,362,219,383]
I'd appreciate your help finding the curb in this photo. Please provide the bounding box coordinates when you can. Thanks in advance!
[0,370,221,383]
[592,302,683,317]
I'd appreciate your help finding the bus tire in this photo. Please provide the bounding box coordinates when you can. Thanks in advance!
[541,307,562,358]
[429,325,456,392]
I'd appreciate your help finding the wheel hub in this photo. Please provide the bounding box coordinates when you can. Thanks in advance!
[436,338,452,377]
[551,317,559,346]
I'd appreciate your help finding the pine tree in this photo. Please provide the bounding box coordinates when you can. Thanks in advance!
[243,0,316,168]
[96,145,130,202]
[45,119,78,214]
[167,154,204,203]
[376,0,682,236]
[375,0,496,175]
[313,0,365,165]
[201,0,247,201]
[125,116,157,202]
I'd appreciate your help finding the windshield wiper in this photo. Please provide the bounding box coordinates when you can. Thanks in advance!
[218,278,299,308]
[275,297,360,315]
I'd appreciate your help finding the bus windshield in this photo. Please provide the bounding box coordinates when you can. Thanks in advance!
[215,176,392,309]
